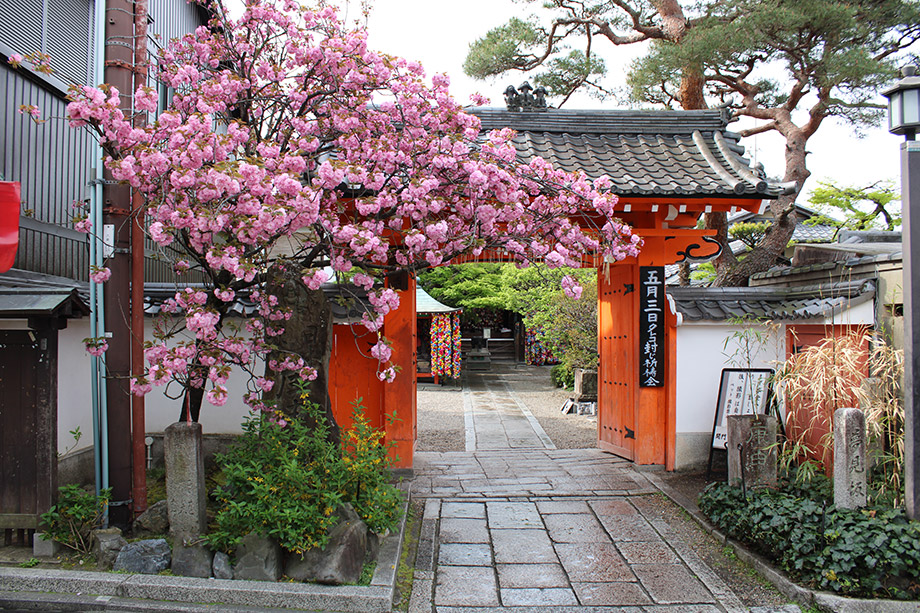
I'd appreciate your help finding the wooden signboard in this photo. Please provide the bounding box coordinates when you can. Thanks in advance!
[707,368,774,477]
[638,266,664,387]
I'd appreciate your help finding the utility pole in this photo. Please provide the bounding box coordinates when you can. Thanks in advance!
[102,0,138,528]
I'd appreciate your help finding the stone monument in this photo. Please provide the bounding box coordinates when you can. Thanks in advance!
[164,421,208,539]
[727,414,778,488]
[834,407,867,509]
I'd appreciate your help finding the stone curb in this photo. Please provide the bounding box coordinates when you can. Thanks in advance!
[0,489,410,613]
[644,472,920,613]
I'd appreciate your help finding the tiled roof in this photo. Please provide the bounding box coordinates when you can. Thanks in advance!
[792,223,836,243]
[0,288,89,318]
[469,108,787,199]
[669,280,875,322]
[416,286,460,314]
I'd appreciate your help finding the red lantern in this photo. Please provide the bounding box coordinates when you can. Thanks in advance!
[0,182,21,273]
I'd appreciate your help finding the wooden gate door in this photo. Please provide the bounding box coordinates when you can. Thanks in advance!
[0,329,57,535]
[597,264,636,459]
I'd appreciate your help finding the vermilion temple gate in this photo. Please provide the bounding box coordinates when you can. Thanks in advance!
[328,108,783,470]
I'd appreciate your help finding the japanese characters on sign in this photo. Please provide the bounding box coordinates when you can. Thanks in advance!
[639,266,665,387]
[710,369,774,449]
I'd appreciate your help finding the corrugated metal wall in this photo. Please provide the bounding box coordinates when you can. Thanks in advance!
[0,65,95,280]
[0,0,93,87]
[148,0,204,54]
[0,0,205,284]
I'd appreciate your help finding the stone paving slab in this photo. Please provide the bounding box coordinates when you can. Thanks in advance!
[554,542,635,583]
[632,563,716,605]
[543,513,610,543]
[573,581,654,607]
[438,518,489,543]
[497,563,570,588]
[434,565,499,607]
[486,501,542,529]
[501,586,581,606]
[438,543,493,566]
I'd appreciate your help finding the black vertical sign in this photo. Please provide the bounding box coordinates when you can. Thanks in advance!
[639,266,664,387]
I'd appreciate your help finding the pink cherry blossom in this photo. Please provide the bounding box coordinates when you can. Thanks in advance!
[61,0,641,416]
[90,266,112,283]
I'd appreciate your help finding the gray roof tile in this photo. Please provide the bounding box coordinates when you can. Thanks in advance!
[669,280,875,322]
[469,108,784,199]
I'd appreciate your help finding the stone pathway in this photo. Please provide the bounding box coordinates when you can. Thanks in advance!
[408,371,797,612]
[464,371,555,451]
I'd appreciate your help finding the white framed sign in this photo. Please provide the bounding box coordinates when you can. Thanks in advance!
[710,368,774,450]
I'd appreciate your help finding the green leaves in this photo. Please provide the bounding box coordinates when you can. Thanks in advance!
[463,17,546,80]
[207,388,402,555]
[700,482,920,598]
[40,485,111,555]
[807,180,901,234]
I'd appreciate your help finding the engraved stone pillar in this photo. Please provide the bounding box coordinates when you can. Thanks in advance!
[834,408,868,509]
[164,422,207,539]
[727,415,778,488]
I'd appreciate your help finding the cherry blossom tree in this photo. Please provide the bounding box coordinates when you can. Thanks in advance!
[63,0,640,423]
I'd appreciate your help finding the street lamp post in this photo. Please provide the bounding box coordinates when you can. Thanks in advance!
[883,66,920,519]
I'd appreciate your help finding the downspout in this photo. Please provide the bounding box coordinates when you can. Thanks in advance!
[89,0,109,501]
[131,0,148,517]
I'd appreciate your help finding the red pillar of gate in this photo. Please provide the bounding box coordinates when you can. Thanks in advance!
[382,277,417,468]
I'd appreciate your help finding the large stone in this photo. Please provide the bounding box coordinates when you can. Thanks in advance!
[574,369,598,402]
[171,542,213,578]
[233,532,282,581]
[164,422,207,540]
[33,533,60,558]
[212,551,233,580]
[113,538,171,574]
[834,407,868,509]
[92,528,127,571]
[311,517,368,585]
[283,505,368,585]
[134,500,169,535]
[727,415,778,488]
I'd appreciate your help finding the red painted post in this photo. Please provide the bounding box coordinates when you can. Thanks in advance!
[382,277,417,469]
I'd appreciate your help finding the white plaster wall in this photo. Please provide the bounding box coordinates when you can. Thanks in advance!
[672,297,876,470]
[58,319,95,453]
[54,317,252,456]
[674,322,785,470]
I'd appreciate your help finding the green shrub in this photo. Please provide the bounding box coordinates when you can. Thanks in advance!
[341,400,403,534]
[551,364,574,388]
[207,388,402,556]
[40,485,111,555]
[699,482,920,599]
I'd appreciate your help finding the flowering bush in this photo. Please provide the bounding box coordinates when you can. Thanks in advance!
[341,399,402,533]
[208,385,402,554]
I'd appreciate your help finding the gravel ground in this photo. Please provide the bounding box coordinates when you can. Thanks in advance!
[417,382,466,452]
[417,363,596,451]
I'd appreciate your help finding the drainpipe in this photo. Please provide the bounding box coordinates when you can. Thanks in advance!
[89,0,109,502]
[131,0,148,517]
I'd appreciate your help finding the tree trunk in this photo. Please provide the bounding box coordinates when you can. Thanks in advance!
[679,65,707,111]
[263,265,340,446]
[678,262,690,286]
[713,128,808,286]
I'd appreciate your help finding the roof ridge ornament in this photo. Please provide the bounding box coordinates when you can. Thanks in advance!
[504,82,548,112]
